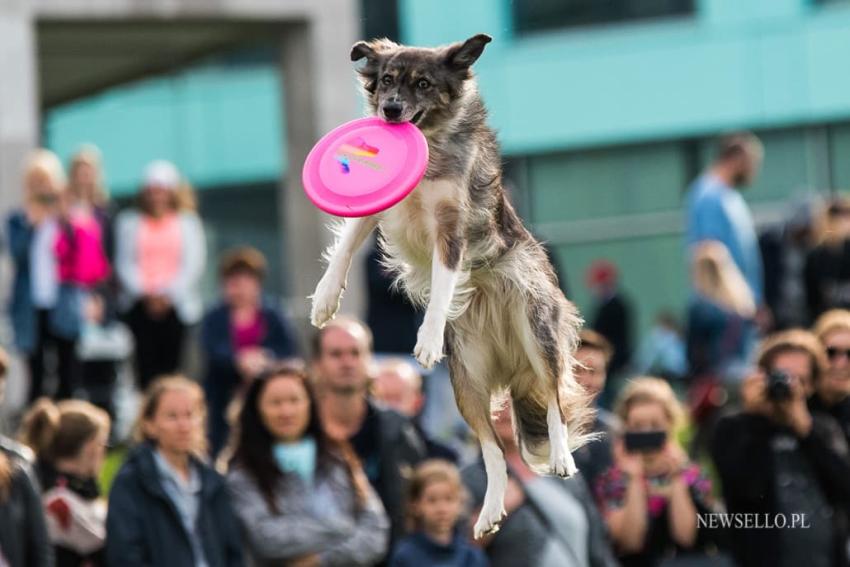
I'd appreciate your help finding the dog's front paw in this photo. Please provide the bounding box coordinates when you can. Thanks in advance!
[473,502,507,539]
[413,321,445,369]
[310,276,344,328]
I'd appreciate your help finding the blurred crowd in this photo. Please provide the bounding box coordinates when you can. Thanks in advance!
[0,134,847,567]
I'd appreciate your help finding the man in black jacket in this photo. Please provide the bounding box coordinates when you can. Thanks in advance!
[311,317,427,549]
[372,358,459,463]
[712,329,850,567]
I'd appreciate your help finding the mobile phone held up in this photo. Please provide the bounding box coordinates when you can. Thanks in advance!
[624,430,667,453]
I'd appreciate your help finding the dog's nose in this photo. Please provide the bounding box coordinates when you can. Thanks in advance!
[382,101,403,120]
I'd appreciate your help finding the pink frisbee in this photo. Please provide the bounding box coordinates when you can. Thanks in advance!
[302,117,429,217]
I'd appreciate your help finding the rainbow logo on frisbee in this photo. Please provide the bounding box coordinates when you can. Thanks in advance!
[339,137,380,158]
[335,137,381,174]
[302,117,429,217]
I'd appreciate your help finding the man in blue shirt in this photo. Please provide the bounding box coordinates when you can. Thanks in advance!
[685,132,765,378]
[686,132,764,303]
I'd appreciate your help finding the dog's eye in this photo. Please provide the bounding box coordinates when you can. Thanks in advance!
[381,74,393,86]
[417,79,431,89]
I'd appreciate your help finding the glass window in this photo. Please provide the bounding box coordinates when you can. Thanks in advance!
[512,0,695,34]
[830,123,850,190]
[528,141,692,224]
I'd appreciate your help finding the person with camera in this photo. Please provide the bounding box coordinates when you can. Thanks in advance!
[712,329,850,567]
[595,377,713,567]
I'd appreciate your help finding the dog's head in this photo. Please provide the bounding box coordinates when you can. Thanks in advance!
[350,34,492,130]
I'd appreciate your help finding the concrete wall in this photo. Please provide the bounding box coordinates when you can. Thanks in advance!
[0,0,362,413]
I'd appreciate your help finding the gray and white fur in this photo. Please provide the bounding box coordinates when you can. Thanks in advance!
[310,33,594,538]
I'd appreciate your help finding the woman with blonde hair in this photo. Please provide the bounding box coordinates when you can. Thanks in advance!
[64,144,123,419]
[106,375,243,566]
[810,309,850,445]
[595,377,713,566]
[19,397,111,567]
[687,240,756,382]
[6,148,86,401]
[805,194,850,320]
[115,161,206,388]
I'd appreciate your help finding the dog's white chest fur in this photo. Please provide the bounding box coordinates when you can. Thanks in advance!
[379,177,462,263]
[377,177,474,318]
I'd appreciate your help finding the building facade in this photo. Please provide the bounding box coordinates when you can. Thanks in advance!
[43,0,850,336]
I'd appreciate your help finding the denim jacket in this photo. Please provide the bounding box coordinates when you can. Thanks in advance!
[6,210,83,353]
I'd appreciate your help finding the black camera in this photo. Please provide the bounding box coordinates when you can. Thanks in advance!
[766,370,793,402]
[624,430,667,453]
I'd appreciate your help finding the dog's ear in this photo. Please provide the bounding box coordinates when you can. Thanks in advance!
[351,39,395,94]
[350,38,397,63]
[350,41,376,62]
[445,33,492,71]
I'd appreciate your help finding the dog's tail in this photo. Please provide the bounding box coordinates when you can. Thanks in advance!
[513,367,597,475]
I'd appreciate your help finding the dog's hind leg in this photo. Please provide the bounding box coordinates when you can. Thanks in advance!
[547,395,576,477]
[514,298,587,478]
[447,338,506,539]
[476,429,508,539]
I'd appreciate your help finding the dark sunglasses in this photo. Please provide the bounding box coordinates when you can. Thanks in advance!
[827,347,850,361]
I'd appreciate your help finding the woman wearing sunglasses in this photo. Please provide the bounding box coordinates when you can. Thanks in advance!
[810,309,850,445]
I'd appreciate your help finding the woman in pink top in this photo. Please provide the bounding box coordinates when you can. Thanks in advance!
[115,161,206,388]
[62,146,122,419]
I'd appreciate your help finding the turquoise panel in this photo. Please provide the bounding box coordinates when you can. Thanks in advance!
[400,0,850,155]
[530,142,691,224]
[45,65,284,197]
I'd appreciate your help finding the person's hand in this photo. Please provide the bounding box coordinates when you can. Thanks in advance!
[84,295,105,324]
[144,295,171,319]
[503,477,526,514]
[740,372,772,417]
[288,554,320,567]
[25,202,49,226]
[614,437,644,479]
[657,442,687,478]
[647,442,688,498]
[236,348,270,382]
[774,374,813,437]
[755,306,774,334]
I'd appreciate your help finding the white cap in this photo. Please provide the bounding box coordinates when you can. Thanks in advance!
[143,160,180,190]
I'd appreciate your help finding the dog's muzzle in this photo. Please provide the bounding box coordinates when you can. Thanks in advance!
[382,101,403,121]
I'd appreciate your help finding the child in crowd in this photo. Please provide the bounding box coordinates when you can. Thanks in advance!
[390,459,488,567]
[19,398,111,567]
